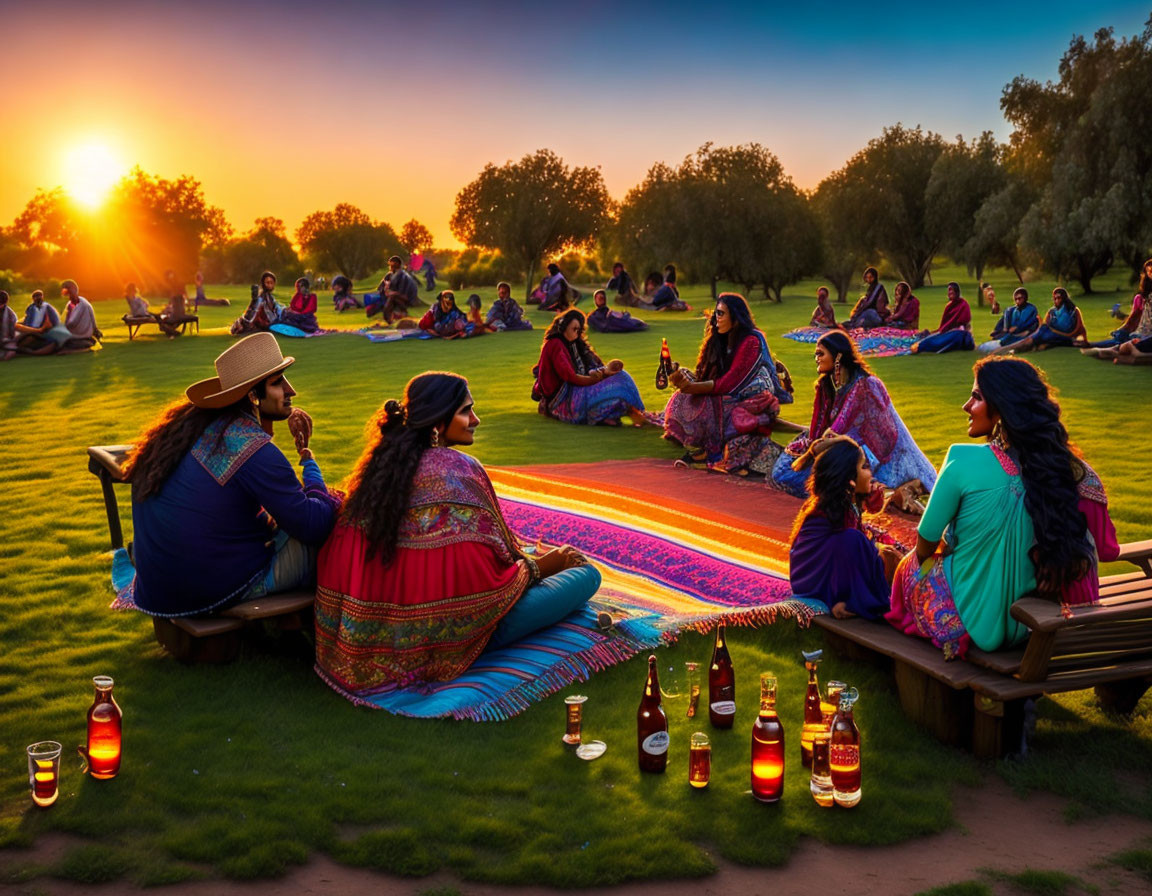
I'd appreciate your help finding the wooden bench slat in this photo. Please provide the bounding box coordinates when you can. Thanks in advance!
[220,592,314,620]
[813,616,982,688]
[1048,647,1152,670]
[1116,539,1152,564]
[971,659,1152,702]
[171,616,244,636]
[1012,595,1152,632]
[87,445,133,481]
[1098,579,1152,600]
[965,646,1025,675]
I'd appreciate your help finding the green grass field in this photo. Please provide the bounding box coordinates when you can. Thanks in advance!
[0,267,1149,888]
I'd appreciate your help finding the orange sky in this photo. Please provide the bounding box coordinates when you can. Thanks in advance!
[3,1,1147,249]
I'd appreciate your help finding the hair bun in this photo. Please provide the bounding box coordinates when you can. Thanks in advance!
[381,399,407,432]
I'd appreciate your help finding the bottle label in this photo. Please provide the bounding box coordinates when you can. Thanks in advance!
[830,744,860,767]
[641,731,669,755]
[710,701,736,716]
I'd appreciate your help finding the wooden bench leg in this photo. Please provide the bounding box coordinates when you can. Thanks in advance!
[1094,677,1152,715]
[971,694,1027,759]
[152,618,241,664]
[893,659,972,747]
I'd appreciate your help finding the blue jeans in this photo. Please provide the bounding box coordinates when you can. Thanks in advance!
[487,564,602,648]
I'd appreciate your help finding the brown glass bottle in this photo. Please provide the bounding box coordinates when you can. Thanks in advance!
[830,687,861,807]
[800,649,824,767]
[637,655,669,773]
[655,338,672,390]
[83,675,122,779]
[708,623,735,728]
[750,673,785,803]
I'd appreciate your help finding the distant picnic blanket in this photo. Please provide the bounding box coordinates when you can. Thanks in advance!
[269,323,338,338]
[357,327,435,343]
[784,326,918,357]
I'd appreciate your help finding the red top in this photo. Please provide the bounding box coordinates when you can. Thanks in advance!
[418,309,436,331]
[290,291,317,314]
[536,337,596,399]
[710,334,762,394]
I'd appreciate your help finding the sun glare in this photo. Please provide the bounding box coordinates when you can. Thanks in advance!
[62,141,125,208]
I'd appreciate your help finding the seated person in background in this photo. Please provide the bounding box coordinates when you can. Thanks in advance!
[588,288,648,332]
[123,282,156,321]
[1083,259,1152,355]
[59,278,99,352]
[486,281,533,331]
[989,287,1086,354]
[846,266,889,329]
[1,291,18,360]
[911,282,973,354]
[663,263,679,291]
[887,281,920,330]
[978,287,1038,352]
[809,286,841,329]
[1112,333,1152,364]
[419,290,468,338]
[231,271,280,335]
[644,272,689,311]
[193,271,230,308]
[280,277,319,332]
[383,255,421,317]
[122,333,339,617]
[533,309,650,426]
[16,289,65,354]
[331,275,360,312]
[465,294,495,334]
[540,263,578,312]
[158,271,192,338]
[314,372,601,694]
[982,283,1001,315]
[887,356,1110,658]
[788,436,901,620]
[607,262,644,307]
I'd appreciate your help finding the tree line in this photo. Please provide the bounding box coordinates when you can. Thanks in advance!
[2,20,1150,300]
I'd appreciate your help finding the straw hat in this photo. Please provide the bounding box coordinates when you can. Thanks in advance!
[186,333,295,408]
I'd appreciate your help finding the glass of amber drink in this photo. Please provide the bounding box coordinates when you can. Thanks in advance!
[689,732,711,789]
[27,741,61,808]
[563,695,587,745]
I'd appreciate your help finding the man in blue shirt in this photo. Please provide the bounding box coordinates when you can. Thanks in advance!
[124,333,338,617]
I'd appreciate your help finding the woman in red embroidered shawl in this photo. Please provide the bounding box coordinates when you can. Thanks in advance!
[315,372,601,698]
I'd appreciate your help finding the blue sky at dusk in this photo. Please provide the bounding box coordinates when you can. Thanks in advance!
[2,0,1148,244]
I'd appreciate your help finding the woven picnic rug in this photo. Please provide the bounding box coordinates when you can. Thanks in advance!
[783,325,918,357]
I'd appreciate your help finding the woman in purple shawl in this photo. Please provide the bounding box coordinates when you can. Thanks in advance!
[587,289,648,333]
[911,282,974,354]
[789,436,900,619]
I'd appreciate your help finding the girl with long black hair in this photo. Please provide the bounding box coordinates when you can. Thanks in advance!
[662,293,792,474]
[887,356,1117,658]
[315,372,601,696]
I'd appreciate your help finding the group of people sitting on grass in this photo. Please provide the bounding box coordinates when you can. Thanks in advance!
[1,280,99,359]
[230,271,322,336]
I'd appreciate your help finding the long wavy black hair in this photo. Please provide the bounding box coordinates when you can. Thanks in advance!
[341,372,471,563]
[973,356,1093,596]
[1051,287,1077,312]
[1140,259,1152,296]
[694,293,757,379]
[542,309,602,369]
[814,330,871,406]
[790,437,864,543]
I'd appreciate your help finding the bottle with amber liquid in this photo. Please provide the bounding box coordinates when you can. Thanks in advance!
[81,675,122,779]
[750,673,785,802]
[655,338,672,390]
[708,623,735,728]
[830,687,861,807]
[637,655,669,773]
[800,649,824,768]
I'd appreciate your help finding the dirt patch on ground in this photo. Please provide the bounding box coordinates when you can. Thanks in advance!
[4,774,1150,895]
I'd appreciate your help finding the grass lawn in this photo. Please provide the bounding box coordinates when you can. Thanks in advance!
[0,266,1149,888]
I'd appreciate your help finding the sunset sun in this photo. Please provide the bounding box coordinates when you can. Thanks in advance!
[62,140,125,208]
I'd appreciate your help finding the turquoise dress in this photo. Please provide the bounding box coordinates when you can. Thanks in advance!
[887,443,1036,656]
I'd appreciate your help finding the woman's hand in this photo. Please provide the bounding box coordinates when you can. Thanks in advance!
[670,367,689,389]
[606,359,624,374]
[534,545,588,578]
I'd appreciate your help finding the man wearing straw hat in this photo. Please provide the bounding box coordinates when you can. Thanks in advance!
[121,333,339,617]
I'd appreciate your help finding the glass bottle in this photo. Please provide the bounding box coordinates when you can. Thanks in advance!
[655,338,672,389]
[82,675,122,779]
[750,673,785,803]
[800,648,824,768]
[822,679,847,732]
[810,730,834,807]
[830,687,861,808]
[685,661,701,719]
[637,655,668,773]
[708,623,735,729]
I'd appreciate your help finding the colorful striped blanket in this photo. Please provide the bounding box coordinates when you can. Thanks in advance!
[784,326,918,357]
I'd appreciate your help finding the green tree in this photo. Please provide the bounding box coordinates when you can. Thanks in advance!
[296,203,401,280]
[826,124,948,288]
[812,171,874,303]
[399,219,434,255]
[1001,20,1152,290]
[451,149,612,298]
[225,217,301,284]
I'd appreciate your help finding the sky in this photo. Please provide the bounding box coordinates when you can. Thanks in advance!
[2,0,1149,247]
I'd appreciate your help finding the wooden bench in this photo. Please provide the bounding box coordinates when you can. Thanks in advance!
[87,443,314,664]
[815,541,1152,758]
[122,314,199,340]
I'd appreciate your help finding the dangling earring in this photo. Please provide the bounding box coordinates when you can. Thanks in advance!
[833,355,843,387]
[991,420,1009,450]
[430,428,440,448]
[250,396,262,427]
